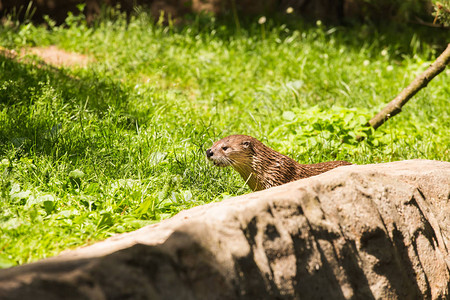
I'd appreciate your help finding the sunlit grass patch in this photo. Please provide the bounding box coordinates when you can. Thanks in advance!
[0,8,448,267]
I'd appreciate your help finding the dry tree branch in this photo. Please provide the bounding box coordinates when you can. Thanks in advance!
[413,17,450,29]
[368,43,450,130]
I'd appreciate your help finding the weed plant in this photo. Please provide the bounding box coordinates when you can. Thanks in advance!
[0,8,449,267]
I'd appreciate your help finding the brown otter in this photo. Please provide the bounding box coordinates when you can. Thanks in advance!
[206,135,351,191]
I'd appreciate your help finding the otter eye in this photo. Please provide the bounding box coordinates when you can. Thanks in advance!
[242,141,250,147]
[222,146,229,151]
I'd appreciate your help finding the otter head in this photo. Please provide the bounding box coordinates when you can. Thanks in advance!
[206,135,301,191]
[206,135,254,168]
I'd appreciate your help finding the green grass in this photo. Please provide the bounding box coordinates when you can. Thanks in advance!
[0,9,449,267]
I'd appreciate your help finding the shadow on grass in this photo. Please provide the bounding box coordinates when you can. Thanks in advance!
[189,12,450,58]
[0,53,137,166]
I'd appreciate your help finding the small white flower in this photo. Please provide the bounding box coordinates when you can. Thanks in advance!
[386,65,394,71]
[258,16,266,24]
[316,20,322,26]
[363,60,370,66]
[381,49,388,56]
[286,7,294,14]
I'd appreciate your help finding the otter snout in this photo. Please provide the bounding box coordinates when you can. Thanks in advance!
[206,147,229,167]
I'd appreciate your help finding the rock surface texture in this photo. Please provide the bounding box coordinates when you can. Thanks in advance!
[0,160,449,299]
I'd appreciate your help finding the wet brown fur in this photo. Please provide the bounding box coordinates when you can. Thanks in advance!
[207,135,352,191]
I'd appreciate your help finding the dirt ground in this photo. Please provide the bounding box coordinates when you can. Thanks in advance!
[0,45,92,68]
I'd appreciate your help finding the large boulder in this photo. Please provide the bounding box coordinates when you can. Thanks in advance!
[0,160,449,299]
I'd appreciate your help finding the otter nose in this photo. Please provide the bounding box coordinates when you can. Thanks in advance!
[206,149,213,158]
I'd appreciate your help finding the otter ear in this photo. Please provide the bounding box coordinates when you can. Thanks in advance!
[242,141,251,148]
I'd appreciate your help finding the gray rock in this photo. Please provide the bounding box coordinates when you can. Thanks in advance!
[0,160,449,299]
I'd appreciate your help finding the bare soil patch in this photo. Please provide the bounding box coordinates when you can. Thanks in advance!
[0,45,92,68]
[28,46,92,67]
